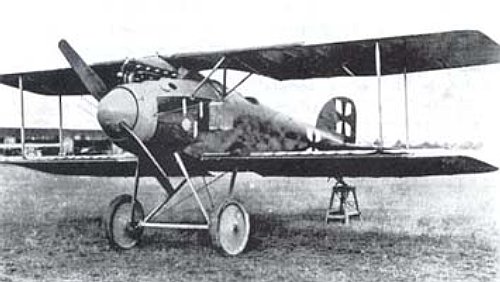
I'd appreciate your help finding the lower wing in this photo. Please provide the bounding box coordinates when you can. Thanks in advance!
[199,150,497,177]
[1,150,496,178]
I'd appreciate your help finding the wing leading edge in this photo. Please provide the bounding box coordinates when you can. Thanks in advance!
[1,30,499,95]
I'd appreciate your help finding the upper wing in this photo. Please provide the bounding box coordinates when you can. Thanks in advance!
[0,61,122,95]
[168,30,500,80]
[1,30,499,95]
[199,150,497,177]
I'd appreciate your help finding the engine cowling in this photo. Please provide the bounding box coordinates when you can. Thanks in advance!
[97,82,158,142]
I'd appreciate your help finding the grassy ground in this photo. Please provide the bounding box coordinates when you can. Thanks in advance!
[0,165,498,281]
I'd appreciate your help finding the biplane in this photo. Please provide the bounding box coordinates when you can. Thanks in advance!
[0,30,499,255]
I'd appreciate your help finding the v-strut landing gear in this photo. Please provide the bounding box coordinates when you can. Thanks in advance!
[325,178,361,224]
[103,123,250,255]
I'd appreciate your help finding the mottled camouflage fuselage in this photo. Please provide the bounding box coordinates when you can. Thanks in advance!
[97,78,344,163]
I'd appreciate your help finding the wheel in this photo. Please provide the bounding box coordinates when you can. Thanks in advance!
[209,199,250,256]
[104,194,144,250]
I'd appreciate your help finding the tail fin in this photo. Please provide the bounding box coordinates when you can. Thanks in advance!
[316,97,356,143]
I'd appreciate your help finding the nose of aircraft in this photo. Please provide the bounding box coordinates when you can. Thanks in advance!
[97,87,138,138]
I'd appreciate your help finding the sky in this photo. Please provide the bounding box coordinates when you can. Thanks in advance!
[0,0,499,157]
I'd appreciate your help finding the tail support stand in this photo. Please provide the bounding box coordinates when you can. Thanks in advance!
[325,178,360,224]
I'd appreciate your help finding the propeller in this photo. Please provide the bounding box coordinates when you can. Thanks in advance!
[58,39,108,100]
[58,39,139,139]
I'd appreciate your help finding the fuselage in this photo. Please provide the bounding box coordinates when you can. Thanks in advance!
[97,77,345,162]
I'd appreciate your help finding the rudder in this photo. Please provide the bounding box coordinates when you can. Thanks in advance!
[316,97,356,143]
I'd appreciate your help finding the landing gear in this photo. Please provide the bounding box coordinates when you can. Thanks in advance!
[108,123,251,255]
[209,170,250,256]
[104,194,144,250]
[210,199,250,256]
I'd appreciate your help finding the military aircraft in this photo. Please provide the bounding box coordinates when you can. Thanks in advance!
[0,30,499,255]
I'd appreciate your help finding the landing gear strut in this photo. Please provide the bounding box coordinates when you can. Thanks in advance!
[103,123,250,255]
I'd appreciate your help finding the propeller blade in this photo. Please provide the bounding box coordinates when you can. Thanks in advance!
[119,122,175,196]
[58,39,108,100]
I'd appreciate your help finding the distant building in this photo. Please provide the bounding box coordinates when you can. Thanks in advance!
[0,127,114,156]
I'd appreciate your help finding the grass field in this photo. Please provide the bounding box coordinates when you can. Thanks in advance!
[0,164,499,281]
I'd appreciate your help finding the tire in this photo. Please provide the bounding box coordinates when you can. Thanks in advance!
[104,194,144,250]
[209,198,250,256]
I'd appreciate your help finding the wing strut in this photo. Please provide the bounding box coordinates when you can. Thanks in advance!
[19,76,26,159]
[403,68,410,149]
[226,72,253,95]
[375,42,384,147]
[58,95,64,155]
[341,64,356,76]
[191,56,226,98]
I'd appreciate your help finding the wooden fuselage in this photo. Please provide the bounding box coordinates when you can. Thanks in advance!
[97,77,344,165]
